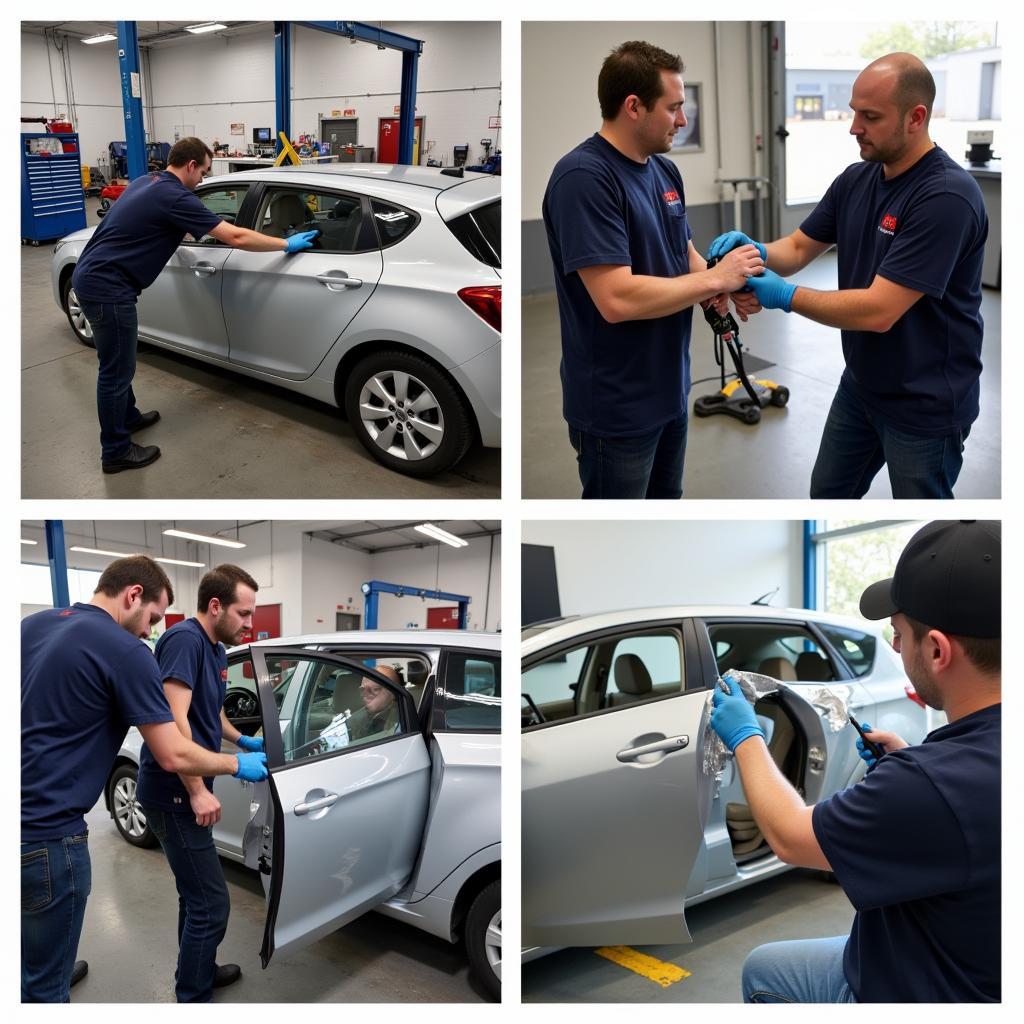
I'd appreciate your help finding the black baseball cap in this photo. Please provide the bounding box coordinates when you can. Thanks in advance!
[859,520,1000,638]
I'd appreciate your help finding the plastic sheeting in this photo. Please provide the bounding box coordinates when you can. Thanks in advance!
[702,670,853,778]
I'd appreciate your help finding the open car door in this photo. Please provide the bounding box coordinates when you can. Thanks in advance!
[236,646,431,967]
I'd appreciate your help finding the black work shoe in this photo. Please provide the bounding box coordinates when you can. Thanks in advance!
[70,960,89,987]
[102,442,161,474]
[128,410,161,432]
[213,963,242,989]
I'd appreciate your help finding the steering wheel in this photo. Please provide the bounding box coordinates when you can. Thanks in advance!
[521,693,546,726]
[223,688,261,736]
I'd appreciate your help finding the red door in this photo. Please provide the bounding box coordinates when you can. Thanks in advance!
[377,117,423,164]
[240,603,282,644]
[426,606,460,629]
[164,612,186,629]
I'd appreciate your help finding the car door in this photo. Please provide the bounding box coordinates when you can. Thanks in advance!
[136,182,253,357]
[221,185,383,379]
[235,646,431,967]
[521,619,715,948]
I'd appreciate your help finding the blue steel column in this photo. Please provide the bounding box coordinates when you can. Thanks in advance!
[398,48,420,165]
[274,22,292,157]
[803,520,819,610]
[457,600,468,630]
[45,520,70,609]
[365,590,379,630]
[116,22,147,180]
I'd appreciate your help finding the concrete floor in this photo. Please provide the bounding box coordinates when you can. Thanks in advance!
[22,198,499,499]
[523,868,854,1002]
[522,253,1001,498]
[72,799,487,1002]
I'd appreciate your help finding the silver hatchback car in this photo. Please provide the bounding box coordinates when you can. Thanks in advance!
[521,605,928,953]
[51,165,501,477]
[103,630,502,999]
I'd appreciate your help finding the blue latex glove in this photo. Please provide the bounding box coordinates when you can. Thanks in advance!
[707,230,767,264]
[236,734,264,753]
[744,268,796,312]
[233,751,268,782]
[284,228,320,253]
[710,673,766,753]
[856,721,879,767]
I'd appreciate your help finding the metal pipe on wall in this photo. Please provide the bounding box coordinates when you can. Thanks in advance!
[713,22,725,235]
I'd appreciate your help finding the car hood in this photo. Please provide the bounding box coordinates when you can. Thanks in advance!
[57,226,96,247]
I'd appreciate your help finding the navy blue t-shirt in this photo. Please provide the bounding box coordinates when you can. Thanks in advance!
[543,134,694,437]
[801,146,988,436]
[21,603,173,841]
[812,704,1000,1002]
[137,618,228,811]
[72,171,223,303]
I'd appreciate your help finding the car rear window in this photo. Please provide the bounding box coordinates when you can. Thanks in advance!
[817,624,877,678]
[370,199,420,247]
[445,200,500,269]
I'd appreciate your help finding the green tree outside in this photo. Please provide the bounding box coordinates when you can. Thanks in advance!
[860,21,993,60]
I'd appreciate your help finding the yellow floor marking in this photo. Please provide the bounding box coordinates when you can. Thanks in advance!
[594,946,692,988]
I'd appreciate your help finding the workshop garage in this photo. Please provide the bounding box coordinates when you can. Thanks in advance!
[21,21,501,497]
[520,518,1000,1002]
[522,20,1001,499]
[21,518,501,1002]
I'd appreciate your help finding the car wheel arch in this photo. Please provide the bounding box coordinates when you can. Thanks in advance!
[104,755,140,813]
[449,861,501,941]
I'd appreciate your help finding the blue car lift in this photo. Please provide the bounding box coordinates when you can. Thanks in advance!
[361,580,470,630]
[116,21,148,180]
[45,520,71,609]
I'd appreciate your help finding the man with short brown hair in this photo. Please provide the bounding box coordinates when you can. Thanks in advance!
[71,137,320,474]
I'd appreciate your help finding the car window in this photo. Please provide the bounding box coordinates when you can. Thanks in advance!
[316,650,433,709]
[522,627,685,728]
[439,652,500,731]
[816,624,877,678]
[445,200,500,268]
[264,654,409,763]
[184,185,249,245]
[707,622,838,683]
[370,199,419,247]
[255,187,368,253]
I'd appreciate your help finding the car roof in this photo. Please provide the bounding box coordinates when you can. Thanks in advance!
[521,605,882,654]
[234,629,499,653]
[206,162,497,194]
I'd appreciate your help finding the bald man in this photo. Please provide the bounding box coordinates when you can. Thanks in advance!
[318,665,403,751]
[708,53,988,500]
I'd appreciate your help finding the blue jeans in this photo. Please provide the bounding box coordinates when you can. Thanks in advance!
[80,298,144,462]
[21,831,92,1002]
[743,935,856,1003]
[569,414,687,499]
[810,383,970,499]
[145,805,230,1003]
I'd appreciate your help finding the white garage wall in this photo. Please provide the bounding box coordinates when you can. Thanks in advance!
[299,536,372,634]
[521,520,803,614]
[21,22,501,172]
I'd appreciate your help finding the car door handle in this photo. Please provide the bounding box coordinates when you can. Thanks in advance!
[192,263,217,277]
[315,273,363,290]
[616,734,690,763]
[293,793,339,816]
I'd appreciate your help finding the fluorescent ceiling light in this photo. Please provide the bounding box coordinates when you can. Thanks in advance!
[414,523,467,548]
[21,539,38,545]
[70,545,137,558]
[82,33,116,44]
[185,22,227,34]
[156,557,206,568]
[163,529,245,549]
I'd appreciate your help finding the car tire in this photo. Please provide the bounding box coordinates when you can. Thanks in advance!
[61,274,95,348]
[465,879,500,1001]
[343,350,473,477]
[108,763,157,849]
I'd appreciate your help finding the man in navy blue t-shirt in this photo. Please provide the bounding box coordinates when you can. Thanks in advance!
[21,555,268,1003]
[707,54,988,499]
[710,520,1000,1002]
[543,41,764,499]
[72,136,320,474]
[137,564,262,1002]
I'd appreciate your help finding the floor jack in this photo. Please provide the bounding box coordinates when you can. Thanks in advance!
[693,259,789,425]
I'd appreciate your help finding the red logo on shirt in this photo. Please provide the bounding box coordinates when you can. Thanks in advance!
[58,609,74,616]
[221,669,228,682]
[663,190,680,205]
[879,213,897,235]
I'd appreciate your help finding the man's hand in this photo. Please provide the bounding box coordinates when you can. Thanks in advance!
[233,751,268,782]
[855,722,909,767]
[235,734,264,753]
[711,245,765,293]
[708,231,767,264]
[284,229,320,253]
[701,293,730,316]
[710,673,766,753]
[190,787,222,828]
[744,268,797,312]
[730,290,762,323]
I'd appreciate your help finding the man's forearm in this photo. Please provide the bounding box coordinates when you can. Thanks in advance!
[733,736,812,858]
[174,745,239,778]
[228,226,288,252]
[604,268,727,322]
[790,286,894,332]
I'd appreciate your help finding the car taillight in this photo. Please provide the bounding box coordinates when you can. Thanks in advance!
[458,286,501,332]
[905,684,926,709]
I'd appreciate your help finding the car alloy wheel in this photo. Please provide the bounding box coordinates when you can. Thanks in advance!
[358,369,445,462]
[485,907,502,981]
[465,879,501,1000]
[109,764,157,848]
[62,279,94,345]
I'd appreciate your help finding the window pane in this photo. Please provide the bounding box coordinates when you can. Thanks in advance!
[371,199,419,246]
[606,632,684,696]
[445,201,501,268]
[441,653,500,730]
[817,623,877,678]
[257,189,365,253]
[708,623,836,682]
[224,659,262,737]
[188,186,249,244]
[521,647,586,712]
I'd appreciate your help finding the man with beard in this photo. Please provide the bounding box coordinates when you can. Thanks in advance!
[707,53,988,499]
[543,40,764,499]
[710,520,1000,1002]
[137,564,263,1002]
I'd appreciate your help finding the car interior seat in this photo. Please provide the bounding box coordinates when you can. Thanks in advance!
[265,193,311,237]
[405,660,429,707]
[757,656,798,681]
[795,651,834,681]
[607,653,653,708]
